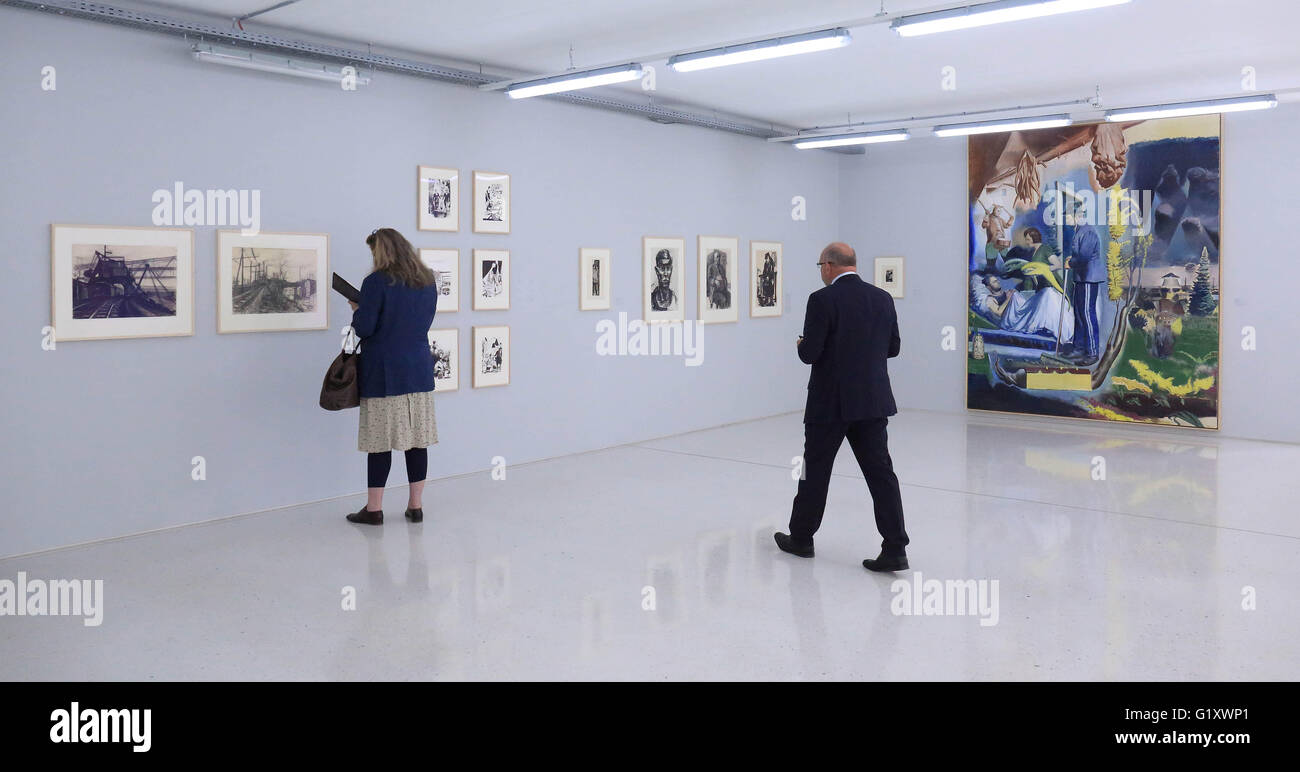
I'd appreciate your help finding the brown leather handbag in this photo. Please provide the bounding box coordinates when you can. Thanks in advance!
[320,329,361,411]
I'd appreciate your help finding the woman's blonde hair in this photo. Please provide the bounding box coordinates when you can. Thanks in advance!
[366,228,435,288]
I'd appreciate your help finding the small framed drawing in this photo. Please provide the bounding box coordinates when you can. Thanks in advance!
[217,230,329,333]
[428,327,459,392]
[473,170,510,234]
[698,235,739,324]
[874,256,905,298]
[472,249,510,310]
[473,325,510,388]
[750,240,783,317]
[417,165,459,232]
[642,236,685,323]
[419,248,459,312]
[580,247,611,311]
[51,223,195,342]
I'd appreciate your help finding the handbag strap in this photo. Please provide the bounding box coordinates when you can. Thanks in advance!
[341,326,361,354]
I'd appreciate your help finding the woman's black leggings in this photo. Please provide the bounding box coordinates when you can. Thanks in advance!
[367,448,427,488]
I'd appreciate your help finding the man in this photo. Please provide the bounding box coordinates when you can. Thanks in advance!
[1003,226,1058,292]
[650,248,677,311]
[1061,223,1106,365]
[775,243,910,572]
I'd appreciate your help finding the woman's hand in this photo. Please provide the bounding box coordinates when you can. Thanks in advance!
[348,301,359,311]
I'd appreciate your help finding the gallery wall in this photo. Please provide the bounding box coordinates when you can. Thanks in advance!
[0,10,840,557]
[837,105,1300,445]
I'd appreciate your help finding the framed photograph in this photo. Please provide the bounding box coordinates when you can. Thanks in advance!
[51,224,195,342]
[216,231,328,333]
[472,325,510,388]
[750,240,783,317]
[472,249,510,310]
[427,327,459,392]
[473,170,510,234]
[698,235,739,324]
[419,248,459,312]
[642,236,685,323]
[875,256,905,298]
[579,247,611,311]
[417,165,459,232]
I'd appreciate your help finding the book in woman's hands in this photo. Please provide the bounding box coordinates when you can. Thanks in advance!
[332,272,361,303]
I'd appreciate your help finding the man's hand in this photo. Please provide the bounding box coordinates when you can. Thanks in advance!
[348,301,359,311]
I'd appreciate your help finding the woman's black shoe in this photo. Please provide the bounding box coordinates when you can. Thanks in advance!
[346,506,383,525]
[405,507,424,523]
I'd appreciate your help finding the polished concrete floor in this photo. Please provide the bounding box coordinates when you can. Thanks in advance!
[2,409,1297,680]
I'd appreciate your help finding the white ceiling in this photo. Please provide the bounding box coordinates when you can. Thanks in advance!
[131,0,1300,130]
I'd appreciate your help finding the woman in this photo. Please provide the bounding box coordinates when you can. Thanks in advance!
[980,267,1074,341]
[345,228,438,525]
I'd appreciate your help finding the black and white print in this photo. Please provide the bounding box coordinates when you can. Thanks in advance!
[472,325,510,388]
[472,249,510,310]
[217,231,329,333]
[698,235,739,324]
[473,170,511,234]
[427,327,459,391]
[750,240,783,317]
[417,165,459,232]
[642,236,684,323]
[579,247,611,311]
[419,248,459,312]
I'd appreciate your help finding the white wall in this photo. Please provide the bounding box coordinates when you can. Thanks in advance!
[838,105,1300,444]
[0,9,840,556]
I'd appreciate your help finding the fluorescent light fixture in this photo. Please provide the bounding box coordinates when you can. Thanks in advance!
[794,129,910,150]
[892,0,1131,37]
[192,45,370,86]
[668,28,851,72]
[506,63,644,99]
[933,114,1072,137]
[1105,94,1278,121]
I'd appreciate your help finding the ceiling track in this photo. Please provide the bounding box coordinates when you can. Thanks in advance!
[1,0,799,142]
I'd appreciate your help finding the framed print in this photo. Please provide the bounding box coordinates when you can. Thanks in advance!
[216,230,329,333]
[420,248,459,312]
[473,170,510,234]
[417,165,459,232]
[579,247,611,311]
[472,249,510,310]
[428,327,459,392]
[875,256,904,299]
[51,224,194,342]
[473,325,510,388]
[750,240,783,317]
[642,236,685,323]
[698,235,739,324]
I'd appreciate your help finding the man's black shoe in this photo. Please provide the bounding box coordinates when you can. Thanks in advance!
[774,532,814,558]
[862,552,909,572]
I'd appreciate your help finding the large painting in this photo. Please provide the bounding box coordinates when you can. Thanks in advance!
[51,224,194,341]
[217,231,328,333]
[967,115,1221,429]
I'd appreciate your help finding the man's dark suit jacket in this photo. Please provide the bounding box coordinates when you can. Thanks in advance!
[796,272,900,423]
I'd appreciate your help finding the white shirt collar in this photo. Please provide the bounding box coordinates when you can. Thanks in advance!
[832,270,858,284]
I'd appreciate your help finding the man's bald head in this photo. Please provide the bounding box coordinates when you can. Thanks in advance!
[821,242,857,267]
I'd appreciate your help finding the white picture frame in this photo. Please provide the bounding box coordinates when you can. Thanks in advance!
[51,224,195,342]
[579,247,611,311]
[472,249,510,310]
[428,327,459,392]
[417,165,459,232]
[875,256,905,298]
[642,236,685,323]
[420,248,459,313]
[473,170,510,234]
[216,230,329,333]
[749,240,783,317]
[698,235,739,324]
[473,325,510,388]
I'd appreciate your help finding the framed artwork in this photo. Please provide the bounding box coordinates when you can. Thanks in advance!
[472,249,510,310]
[874,256,905,299]
[473,170,511,234]
[419,248,459,312]
[698,235,739,324]
[472,325,510,388]
[216,231,328,333]
[427,327,459,392]
[579,247,611,311]
[51,224,194,342]
[642,236,685,323]
[750,240,783,317]
[417,165,459,232]
[965,115,1222,430]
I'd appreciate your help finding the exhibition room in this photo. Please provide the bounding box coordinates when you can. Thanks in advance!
[3,0,1299,700]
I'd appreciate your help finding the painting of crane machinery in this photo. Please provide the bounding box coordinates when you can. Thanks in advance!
[217,231,329,333]
[51,224,195,341]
